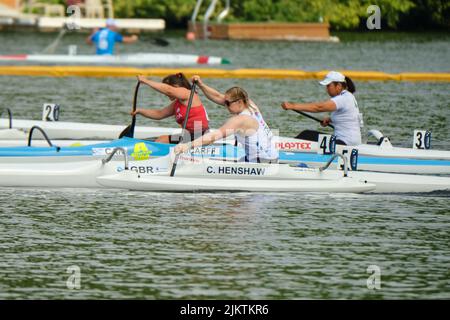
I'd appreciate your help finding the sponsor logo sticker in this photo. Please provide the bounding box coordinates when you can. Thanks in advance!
[92,147,125,156]
[131,143,152,161]
[276,141,312,151]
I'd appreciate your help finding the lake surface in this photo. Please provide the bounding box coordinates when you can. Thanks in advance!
[0,31,449,299]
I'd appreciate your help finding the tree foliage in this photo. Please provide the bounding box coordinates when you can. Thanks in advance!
[45,0,450,30]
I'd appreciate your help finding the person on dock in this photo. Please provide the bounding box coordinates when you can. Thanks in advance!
[86,19,138,55]
[132,73,210,144]
[174,76,278,163]
[281,71,362,146]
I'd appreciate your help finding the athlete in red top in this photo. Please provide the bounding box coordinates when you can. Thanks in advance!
[132,73,209,144]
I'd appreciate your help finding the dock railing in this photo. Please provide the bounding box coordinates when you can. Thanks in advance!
[191,0,230,40]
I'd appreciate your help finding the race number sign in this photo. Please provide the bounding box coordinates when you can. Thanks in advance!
[42,103,60,121]
[413,130,431,150]
[338,148,359,171]
[318,134,336,155]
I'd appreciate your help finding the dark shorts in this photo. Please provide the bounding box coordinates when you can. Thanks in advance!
[169,129,209,144]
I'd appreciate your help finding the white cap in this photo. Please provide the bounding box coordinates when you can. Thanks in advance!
[319,71,345,86]
[106,18,116,27]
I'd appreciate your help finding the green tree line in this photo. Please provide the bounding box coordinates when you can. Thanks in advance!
[48,0,450,30]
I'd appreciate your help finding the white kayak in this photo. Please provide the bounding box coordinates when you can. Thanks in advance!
[0,118,180,140]
[2,118,449,161]
[97,170,373,193]
[0,152,373,193]
[0,138,106,147]
[0,150,448,193]
[0,154,170,188]
[96,155,450,194]
[0,53,231,66]
[277,133,450,161]
[0,127,107,147]
[0,128,28,140]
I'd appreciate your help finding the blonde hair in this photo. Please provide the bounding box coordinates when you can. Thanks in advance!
[225,87,258,113]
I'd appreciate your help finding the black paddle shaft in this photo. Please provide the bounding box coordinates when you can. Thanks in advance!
[129,81,141,137]
[170,81,197,177]
[294,110,335,129]
[119,81,141,139]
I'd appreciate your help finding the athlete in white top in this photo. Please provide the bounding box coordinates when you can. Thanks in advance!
[236,104,278,162]
[281,71,362,146]
[175,77,278,163]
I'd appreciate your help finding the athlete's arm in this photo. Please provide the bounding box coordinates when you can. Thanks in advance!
[137,75,190,100]
[131,102,175,120]
[281,100,337,113]
[122,35,138,43]
[192,75,226,106]
[175,115,257,153]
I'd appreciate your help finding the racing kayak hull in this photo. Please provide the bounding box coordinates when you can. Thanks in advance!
[0,153,448,193]
[2,119,449,162]
[96,157,450,193]
[97,171,375,193]
[0,119,180,140]
[0,137,449,175]
[0,53,230,66]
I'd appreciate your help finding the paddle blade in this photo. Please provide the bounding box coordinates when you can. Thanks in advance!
[118,124,132,139]
[151,38,170,46]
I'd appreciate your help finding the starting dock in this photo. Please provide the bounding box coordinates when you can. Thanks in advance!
[0,1,165,32]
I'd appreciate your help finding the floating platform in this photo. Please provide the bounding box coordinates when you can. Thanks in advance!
[0,66,448,82]
[189,22,338,42]
[0,14,165,33]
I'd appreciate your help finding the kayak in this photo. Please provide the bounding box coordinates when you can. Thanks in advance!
[0,53,231,66]
[277,135,450,161]
[0,149,373,193]
[96,155,450,193]
[0,155,170,188]
[0,138,106,147]
[0,137,234,159]
[0,137,449,175]
[280,151,450,175]
[0,118,181,140]
[0,155,375,193]
[97,171,374,193]
[2,118,449,161]
[0,147,448,193]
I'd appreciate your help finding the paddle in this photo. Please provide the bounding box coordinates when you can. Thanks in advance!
[41,26,67,54]
[119,81,141,138]
[294,110,335,129]
[169,80,197,177]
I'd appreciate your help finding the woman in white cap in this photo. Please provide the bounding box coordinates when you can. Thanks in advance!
[281,71,362,146]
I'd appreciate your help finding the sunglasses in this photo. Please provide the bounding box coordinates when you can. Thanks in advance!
[224,98,241,107]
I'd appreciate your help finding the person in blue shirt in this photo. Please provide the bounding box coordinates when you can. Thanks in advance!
[86,19,138,55]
